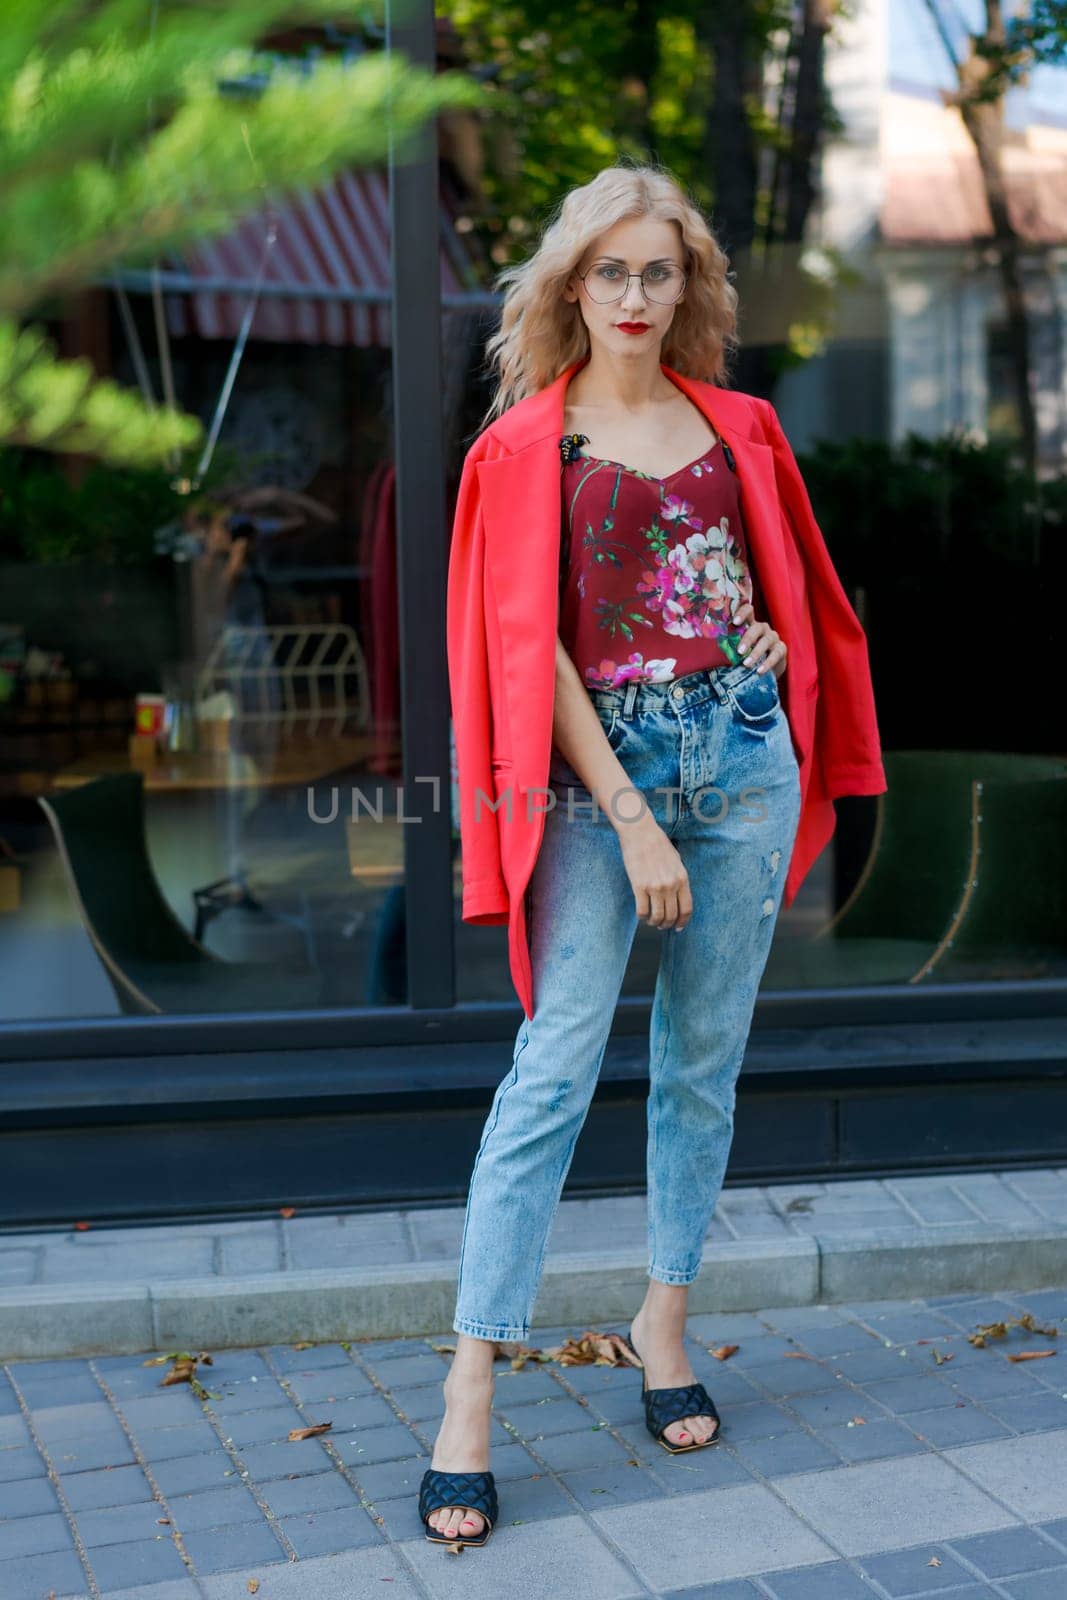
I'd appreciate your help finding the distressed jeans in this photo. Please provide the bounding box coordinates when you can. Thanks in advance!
[453,660,803,1342]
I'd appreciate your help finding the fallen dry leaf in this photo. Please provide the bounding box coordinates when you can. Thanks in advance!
[247,1579,260,1593]
[162,1357,200,1387]
[432,1330,647,1371]
[433,1326,730,1375]
[1008,1349,1056,1362]
[288,1422,332,1441]
[548,1331,643,1369]
[929,1556,942,1567]
[969,1313,1058,1347]
[1017,1313,1058,1337]
[502,1341,554,1371]
[144,1351,217,1400]
[784,1351,819,1361]
[279,1206,296,1218]
[932,1349,955,1365]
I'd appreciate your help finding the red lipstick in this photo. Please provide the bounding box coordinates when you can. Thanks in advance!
[616,322,650,334]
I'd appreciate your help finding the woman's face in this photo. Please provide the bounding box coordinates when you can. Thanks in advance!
[563,215,686,356]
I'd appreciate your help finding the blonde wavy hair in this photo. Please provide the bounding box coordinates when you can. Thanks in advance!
[476,161,739,431]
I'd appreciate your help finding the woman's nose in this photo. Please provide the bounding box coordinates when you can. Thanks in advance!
[620,288,648,315]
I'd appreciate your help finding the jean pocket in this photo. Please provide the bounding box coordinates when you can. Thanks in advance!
[595,704,624,750]
[551,705,624,786]
[726,666,780,725]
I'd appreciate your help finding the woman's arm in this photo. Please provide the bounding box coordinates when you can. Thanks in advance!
[550,637,693,930]
[551,600,772,931]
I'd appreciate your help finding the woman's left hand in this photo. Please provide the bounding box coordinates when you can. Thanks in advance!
[730,602,787,680]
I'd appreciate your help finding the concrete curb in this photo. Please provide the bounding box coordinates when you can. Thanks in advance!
[3,1222,1066,1361]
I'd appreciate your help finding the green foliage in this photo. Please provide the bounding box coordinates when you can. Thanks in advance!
[975,0,1067,97]
[796,426,1067,596]
[1,47,484,318]
[0,438,241,564]
[0,1,489,465]
[0,322,201,464]
[437,0,717,258]
[435,0,855,371]
[0,449,171,564]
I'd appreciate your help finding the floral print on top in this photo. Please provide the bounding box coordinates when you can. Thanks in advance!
[558,435,765,689]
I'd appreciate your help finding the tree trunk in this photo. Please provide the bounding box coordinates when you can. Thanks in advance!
[927,0,1039,471]
[704,0,830,399]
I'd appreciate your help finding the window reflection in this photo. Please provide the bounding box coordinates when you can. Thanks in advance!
[447,8,1067,1004]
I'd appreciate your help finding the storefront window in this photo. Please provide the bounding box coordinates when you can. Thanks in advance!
[2,6,1063,1025]
[0,99,441,1020]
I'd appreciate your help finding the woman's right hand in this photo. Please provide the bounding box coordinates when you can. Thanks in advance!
[616,812,692,931]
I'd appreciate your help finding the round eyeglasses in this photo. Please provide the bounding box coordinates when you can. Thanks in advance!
[575,261,687,306]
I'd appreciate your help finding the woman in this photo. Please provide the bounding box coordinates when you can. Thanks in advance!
[421,164,886,1549]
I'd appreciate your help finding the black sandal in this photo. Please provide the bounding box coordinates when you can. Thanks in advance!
[419,1467,498,1549]
[619,1326,722,1454]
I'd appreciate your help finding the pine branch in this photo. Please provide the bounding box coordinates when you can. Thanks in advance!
[0,321,202,464]
[0,1,488,464]
[2,52,484,317]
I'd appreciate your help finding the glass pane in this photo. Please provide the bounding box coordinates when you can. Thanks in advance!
[443,4,1067,1004]
[0,183,408,1019]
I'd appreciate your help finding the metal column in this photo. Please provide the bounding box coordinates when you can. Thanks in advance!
[385,0,456,1010]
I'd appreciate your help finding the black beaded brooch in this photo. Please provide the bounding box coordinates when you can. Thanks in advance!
[559,431,590,465]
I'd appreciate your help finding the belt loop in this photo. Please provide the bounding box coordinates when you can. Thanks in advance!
[623,680,638,719]
[709,667,728,706]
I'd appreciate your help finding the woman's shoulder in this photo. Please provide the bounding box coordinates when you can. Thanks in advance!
[461,394,559,465]
[464,365,585,462]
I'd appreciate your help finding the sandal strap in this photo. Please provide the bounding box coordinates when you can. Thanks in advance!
[419,1467,498,1527]
[643,1379,720,1440]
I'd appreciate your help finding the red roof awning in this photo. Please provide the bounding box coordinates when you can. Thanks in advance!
[881,151,1067,246]
[162,168,486,347]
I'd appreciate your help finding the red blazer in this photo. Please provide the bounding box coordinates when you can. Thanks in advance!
[447,357,887,1020]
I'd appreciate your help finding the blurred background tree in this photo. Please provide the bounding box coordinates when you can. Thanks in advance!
[436,0,851,395]
[924,0,1067,473]
[0,0,486,467]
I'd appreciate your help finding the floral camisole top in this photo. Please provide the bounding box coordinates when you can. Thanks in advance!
[557,431,765,689]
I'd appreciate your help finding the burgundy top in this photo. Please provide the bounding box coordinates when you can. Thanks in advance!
[558,435,764,689]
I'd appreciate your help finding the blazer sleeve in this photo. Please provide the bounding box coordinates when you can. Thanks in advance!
[446,432,510,925]
[758,398,887,798]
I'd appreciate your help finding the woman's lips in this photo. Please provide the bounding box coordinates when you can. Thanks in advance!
[616,322,650,334]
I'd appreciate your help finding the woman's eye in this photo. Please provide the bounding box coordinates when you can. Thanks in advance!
[595,265,620,279]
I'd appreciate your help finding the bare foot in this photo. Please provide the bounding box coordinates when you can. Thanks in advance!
[426,1361,495,1538]
[630,1303,718,1447]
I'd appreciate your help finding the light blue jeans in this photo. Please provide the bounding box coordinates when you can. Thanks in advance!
[453,660,803,1342]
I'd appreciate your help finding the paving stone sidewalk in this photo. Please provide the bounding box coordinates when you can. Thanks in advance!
[1,1169,1066,1360]
[2,1284,1067,1600]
